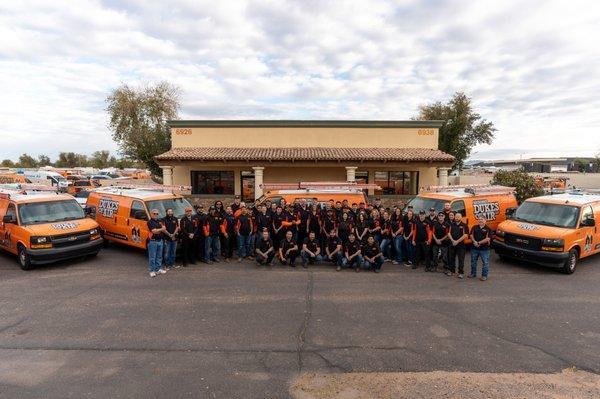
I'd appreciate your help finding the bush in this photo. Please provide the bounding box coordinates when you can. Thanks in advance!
[491,169,544,204]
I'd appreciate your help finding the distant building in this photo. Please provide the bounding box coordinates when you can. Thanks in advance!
[472,157,597,173]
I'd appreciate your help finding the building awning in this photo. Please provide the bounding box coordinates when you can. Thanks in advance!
[155,147,455,163]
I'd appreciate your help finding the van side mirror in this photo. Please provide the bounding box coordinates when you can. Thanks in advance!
[505,207,517,219]
[3,215,16,224]
[581,217,595,227]
[84,206,95,217]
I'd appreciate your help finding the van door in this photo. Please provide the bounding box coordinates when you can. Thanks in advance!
[578,205,595,258]
[588,203,600,255]
[0,202,19,255]
[129,200,149,249]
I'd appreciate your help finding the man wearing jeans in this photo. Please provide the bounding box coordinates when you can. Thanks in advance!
[448,212,468,278]
[469,216,492,281]
[162,208,179,270]
[363,235,384,273]
[301,231,323,268]
[204,207,225,264]
[235,206,253,261]
[343,233,363,272]
[147,209,167,277]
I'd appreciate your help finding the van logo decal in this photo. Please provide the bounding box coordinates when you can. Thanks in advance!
[52,222,79,230]
[98,198,119,218]
[517,223,540,231]
[472,200,500,221]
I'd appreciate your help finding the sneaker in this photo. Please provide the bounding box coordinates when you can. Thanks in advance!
[407,261,413,266]
[149,272,157,277]
[458,274,464,279]
[207,261,214,265]
[480,276,488,281]
[302,263,308,269]
[175,264,181,269]
[336,265,341,271]
[403,262,410,266]
[158,268,167,275]
[392,261,399,265]
[238,257,243,262]
[467,274,476,279]
[374,269,381,273]
[355,267,360,273]
[213,258,220,263]
[445,271,453,276]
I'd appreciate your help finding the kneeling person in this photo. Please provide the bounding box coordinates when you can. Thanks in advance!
[301,231,323,268]
[343,233,363,272]
[325,228,344,271]
[255,229,275,265]
[279,230,299,267]
[363,235,384,273]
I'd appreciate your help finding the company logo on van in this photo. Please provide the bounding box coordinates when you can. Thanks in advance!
[98,198,119,218]
[517,223,540,231]
[472,200,500,221]
[52,222,79,230]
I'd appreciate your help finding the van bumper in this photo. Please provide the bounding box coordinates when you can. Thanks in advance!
[26,239,104,265]
[493,240,568,267]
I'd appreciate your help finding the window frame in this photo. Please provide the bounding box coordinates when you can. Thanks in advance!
[190,170,235,195]
[130,200,148,221]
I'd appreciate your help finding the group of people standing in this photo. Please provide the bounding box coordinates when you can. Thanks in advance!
[146,196,492,281]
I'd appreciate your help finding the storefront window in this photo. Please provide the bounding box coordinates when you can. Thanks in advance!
[241,171,255,201]
[374,171,418,195]
[191,171,234,195]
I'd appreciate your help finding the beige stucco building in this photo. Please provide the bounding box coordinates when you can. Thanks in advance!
[155,120,454,202]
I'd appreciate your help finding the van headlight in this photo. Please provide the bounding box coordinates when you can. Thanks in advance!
[542,238,564,247]
[89,229,98,235]
[495,229,505,237]
[31,236,49,244]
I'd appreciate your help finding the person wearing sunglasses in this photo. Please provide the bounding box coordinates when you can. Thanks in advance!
[147,209,167,277]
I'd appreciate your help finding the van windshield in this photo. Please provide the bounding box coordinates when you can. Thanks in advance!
[146,197,192,219]
[406,197,447,213]
[18,200,85,225]
[514,202,580,229]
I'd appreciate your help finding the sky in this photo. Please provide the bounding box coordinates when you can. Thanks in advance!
[1,0,599,162]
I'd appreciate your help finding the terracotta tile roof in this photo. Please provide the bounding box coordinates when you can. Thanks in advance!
[156,147,454,163]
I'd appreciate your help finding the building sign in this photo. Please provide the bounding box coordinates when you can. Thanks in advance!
[472,199,500,221]
[98,198,119,218]
[175,128,192,135]
[417,129,435,136]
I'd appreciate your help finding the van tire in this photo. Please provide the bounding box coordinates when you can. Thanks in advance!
[88,251,99,259]
[561,249,578,274]
[18,245,33,271]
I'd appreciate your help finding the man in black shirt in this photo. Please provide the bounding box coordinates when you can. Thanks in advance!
[412,211,432,270]
[296,200,310,248]
[204,208,225,263]
[255,229,275,266]
[447,212,468,277]
[162,208,179,270]
[147,209,167,277]
[469,216,492,281]
[430,212,450,272]
[363,235,384,273]
[343,233,363,272]
[192,205,207,263]
[301,231,322,268]
[278,230,298,266]
[179,207,196,267]
[231,195,241,214]
[325,228,344,271]
[222,206,236,261]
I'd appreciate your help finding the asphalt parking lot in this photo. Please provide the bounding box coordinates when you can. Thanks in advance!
[0,245,599,398]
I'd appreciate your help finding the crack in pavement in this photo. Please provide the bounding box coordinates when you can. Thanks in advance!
[296,270,314,372]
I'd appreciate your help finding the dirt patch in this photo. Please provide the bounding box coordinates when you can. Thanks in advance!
[290,368,600,399]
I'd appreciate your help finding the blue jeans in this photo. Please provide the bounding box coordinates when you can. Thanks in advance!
[404,238,415,263]
[470,248,490,277]
[237,234,252,258]
[163,239,177,267]
[205,235,221,261]
[327,251,344,266]
[301,251,323,264]
[343,254,364,268]
[393,236,404,262]
[380,238,391,259]
[364,256,384,270]
[147,239,164,272]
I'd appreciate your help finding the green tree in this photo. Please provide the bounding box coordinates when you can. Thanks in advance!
[1,159,15,168]
[90,150,111,169]
[55,152,89,168]
[106,81,180,176]
[17,153,38,168]
[491,169,543,204]
[415,92,495,169]
[573,158,587,173]
[37,154,52,167]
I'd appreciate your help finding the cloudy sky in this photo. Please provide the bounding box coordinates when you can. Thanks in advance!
[1,0,599,161]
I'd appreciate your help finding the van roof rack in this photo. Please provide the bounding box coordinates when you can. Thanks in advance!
[260,182,381,190]
[426,184,515,195]
[0,184,60,198]
[96,184,191,194]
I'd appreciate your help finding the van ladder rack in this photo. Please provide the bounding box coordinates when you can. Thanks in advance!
[260,182,381,190]
[426,184,515,195]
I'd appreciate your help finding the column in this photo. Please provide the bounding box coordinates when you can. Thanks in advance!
[345,166,357,182]
[160,166,173,186]
[252,166,265,199]
[367,169,375,196]
[438,167,450,186]
[409,171,418,194]
[234,169,241,196]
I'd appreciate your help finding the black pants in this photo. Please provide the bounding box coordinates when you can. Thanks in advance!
[256,252,275,265]
[279,250,298,265]
[414,242,430,268]
[194,233,205,262]
[448,245,466,274]
[223,233,236,259]
[431,244,448,270]
[181,236,196,266]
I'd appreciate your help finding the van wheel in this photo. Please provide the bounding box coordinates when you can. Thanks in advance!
[561,249,578,274]
[18,245,33,271]
[88,252,99,259]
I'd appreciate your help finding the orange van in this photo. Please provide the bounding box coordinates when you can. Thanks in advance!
[493,192,600,274]
[407,185,518,233]
[0,173,30,184]
[258,182,372,207]
[0,189,102,270]
[86,186,192,250]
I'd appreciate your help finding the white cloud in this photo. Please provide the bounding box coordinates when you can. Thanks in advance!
[0,0,599,161]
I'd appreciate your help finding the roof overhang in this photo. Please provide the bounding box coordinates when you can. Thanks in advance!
[167,120,445,129]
